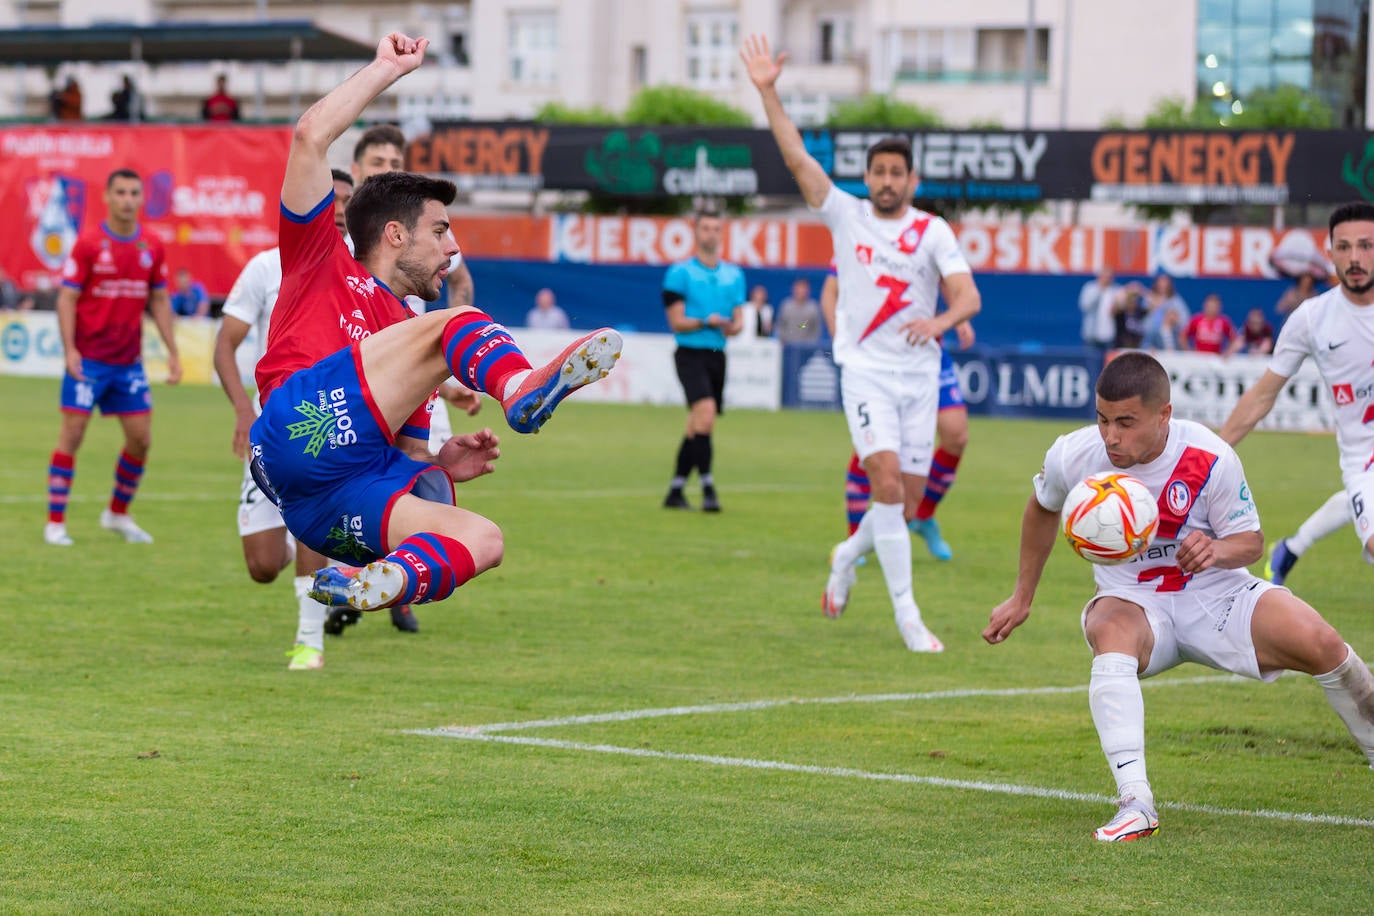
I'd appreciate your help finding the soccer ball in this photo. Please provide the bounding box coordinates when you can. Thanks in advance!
[1060,473,1159,565]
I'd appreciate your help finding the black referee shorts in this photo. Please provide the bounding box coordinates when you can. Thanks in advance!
[674,346,726,411]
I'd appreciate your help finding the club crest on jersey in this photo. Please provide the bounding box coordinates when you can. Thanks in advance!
[138,249,153,269]
[1166,480,1191,514]
[895,216,931,254]
[1333,383,1354,405]
[855,244,873,265]
[346,275,378,296]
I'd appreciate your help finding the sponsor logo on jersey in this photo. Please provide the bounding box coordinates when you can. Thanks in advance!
[346,275,378,296]
[286,386,359,457]
[351,308,365,320]
[855,244,873,265]
[1333,383,1355,405]
[324,514,372,561]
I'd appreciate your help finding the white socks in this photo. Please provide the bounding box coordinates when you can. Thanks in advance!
[1090,652,1152,805]
[293,575,327,651]
[834,507,877,568]
[1289,491,1351,555]
[1314,644,1374,768]
[867,501,922,623]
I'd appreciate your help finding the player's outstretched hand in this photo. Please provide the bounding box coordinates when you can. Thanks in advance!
[740,34,786,90]
[436,428,500,482]
[983,597,1030,645]
[377,32,429,77]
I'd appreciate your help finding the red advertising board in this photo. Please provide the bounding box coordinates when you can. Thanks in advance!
[0,124,292,297]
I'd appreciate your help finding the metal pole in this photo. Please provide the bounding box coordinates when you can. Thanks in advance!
[1059,0,1072,128]
[254,0,267,120]
[1023,0,1036,128]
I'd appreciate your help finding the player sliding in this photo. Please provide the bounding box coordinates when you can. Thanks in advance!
[249,32,620,615]
[986,352,1374,841]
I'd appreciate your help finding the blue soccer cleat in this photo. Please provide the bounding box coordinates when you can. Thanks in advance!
[910,516,953,561]
[1266,539,1299,586]
[502,329,622,434]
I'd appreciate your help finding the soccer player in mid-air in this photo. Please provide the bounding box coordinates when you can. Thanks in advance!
[742,34,981,652]
[986,351,1374,841]
[1221,201,1374,583]
[45,168,182,547]
[213,168,356,670]
[249,32,620,617]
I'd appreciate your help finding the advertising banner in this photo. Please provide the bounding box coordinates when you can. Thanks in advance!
[456,213,1330,280]
[421,122,1374,206]
[0,125,292,297]
[1150,350,1335,433]
[781,344,1101,421]
[0,311,216,384]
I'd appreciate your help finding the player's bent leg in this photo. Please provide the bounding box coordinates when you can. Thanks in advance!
[241,528,294,583]
[310,498,500,610]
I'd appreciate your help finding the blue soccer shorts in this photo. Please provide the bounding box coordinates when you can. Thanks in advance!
[248,345,454,564]
[60,359,151,415]
[937,348,965,412]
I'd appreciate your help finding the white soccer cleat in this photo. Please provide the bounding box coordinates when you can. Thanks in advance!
[1094,797,1159,842]
[897,618,945,653]
[822,546,857,618]
[100,509,154,543]
[310,561,407,611]
[43,522,73,547]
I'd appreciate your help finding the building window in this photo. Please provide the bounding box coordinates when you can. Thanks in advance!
[818,14,856,64]
[509,10,558,85]
[974,27,1049,81]
[685,10,737,90]
[631,45,648,89]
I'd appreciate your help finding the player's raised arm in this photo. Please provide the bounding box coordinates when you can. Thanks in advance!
[280,33,429,215]
[740,34,831,209]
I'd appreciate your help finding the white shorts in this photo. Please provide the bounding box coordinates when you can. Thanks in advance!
[238,460,286,537]
[428,393,453,455]
[1342,469,1374,562]
[1082,571,1282,683]
[839,364,939,476]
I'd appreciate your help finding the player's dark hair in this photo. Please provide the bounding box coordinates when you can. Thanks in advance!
[347,171,457,261]
[106,168,140,188]
[1096,351,1171,408]
[353,124,407,163]
[1329,202,1374,237]
[330,168,354,187]
[866,136,913,172]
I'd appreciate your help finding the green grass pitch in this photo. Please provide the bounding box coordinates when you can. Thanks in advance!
[1,374,1371,913]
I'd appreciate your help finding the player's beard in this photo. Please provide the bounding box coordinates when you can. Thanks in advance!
[871,189,904,218]
[1339,266,1374,295]
[397,249,440,301]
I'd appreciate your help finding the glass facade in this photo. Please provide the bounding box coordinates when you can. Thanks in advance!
[1197,0,1369,125]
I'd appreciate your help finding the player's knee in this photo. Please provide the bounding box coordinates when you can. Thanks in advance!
[245,556,283,583]
[939,422,969,453]
[464,518,504,572]
[1308,622,1350,672]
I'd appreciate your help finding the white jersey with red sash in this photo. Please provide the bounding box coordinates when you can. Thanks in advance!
[815,185,970,374]
[1033,419,1261,594]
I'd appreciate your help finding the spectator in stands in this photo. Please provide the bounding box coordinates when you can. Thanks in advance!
[1078,266,1119,351]
[1228,308,1275,356]
[0,266,23,311]
[1275,272,1318,321]
[50,77,82,121]
[525,287,570,330]
[169,268,211,319]
[1112,282,1149,349]
[775,277,822,344]
[1180,293,1237,354]
[202,74,241,122]
[744,284,775,338]
[1141,273,1189,350]
[27,275,58,311]
[108,75,143,122]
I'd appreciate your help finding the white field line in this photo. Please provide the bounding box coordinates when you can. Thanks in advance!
[421,675,1239,736]
[413,675,1374,830]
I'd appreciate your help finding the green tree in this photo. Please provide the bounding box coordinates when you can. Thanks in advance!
[623,85,753,127]
[827,94,943,129]
[534,101,621,125]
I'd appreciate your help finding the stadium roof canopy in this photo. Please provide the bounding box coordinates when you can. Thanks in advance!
[0,19,376,66]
